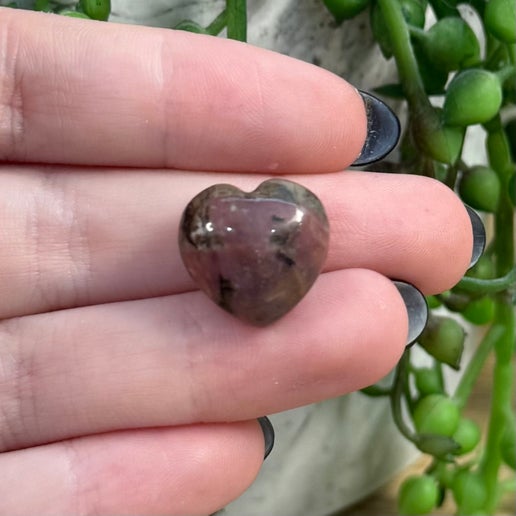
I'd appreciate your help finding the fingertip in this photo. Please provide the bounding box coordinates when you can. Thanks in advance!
[278,268,408,392]
[351,91,400,166]
[344,269,409,384]
[321,173,474,296]
[464,205,486,268]
[257,416,275,459]
[285,75,367,172]
[417,178,474,294]
[393,280,428,346]
[166,35,368,173]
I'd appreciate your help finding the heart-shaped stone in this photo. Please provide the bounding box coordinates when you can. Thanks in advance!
[179,179,329,326]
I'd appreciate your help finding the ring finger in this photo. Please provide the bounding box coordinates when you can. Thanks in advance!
[0,268,408,452]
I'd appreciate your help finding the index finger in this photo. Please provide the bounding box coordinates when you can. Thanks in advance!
[0,8,367,172]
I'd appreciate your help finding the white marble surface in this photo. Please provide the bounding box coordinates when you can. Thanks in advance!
[109,0,397,90]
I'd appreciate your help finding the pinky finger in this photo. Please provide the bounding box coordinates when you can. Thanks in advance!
[0,421,265,516]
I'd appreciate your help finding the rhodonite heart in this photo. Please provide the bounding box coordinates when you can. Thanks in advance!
[179,179,329,326]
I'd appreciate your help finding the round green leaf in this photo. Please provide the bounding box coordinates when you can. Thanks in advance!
[444,70,502,127]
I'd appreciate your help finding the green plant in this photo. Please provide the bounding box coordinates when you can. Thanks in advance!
[319,1,515,514]
[398,474,440,515]
[10,0,111,18]
[3,1,514,514]
[340,1,515,514]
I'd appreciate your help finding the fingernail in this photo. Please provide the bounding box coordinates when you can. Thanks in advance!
[352,91,401,166]
[465,205,486,268]
[393,281,428,347]
[257,416,275,460]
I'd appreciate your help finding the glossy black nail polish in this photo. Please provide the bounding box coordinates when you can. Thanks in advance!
[465,205,486,268]
[352,91,401,166]
[393,281,428,347]
[258,416,275,460]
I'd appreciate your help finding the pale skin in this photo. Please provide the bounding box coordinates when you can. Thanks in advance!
[0,8,473,516]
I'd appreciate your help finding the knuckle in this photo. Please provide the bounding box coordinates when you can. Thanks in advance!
[31,172,92,311]
[0,11,25,161]
[0,319,35,452]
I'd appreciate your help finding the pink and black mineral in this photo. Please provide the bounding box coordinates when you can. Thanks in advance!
[179,179,329,326]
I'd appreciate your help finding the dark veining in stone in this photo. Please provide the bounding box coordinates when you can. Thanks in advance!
[179,179,330,326]
[218,275,235,311]
[275,251,296,268]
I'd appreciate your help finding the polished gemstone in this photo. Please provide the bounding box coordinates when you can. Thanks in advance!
[179,179,329,326]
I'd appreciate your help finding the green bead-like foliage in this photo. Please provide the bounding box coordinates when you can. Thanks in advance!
[414,367,443,396]
[452,418,481,454]
[323,0,369,24]
[466,255,497,280]
[485,0,516,44]
[418,316,465,370]
[413,394,461,437]
[412,108,464,164]
[452,470,488,514]
[398,475,439,516]
[444,69,503,126]
[79,0,111,21]
[400,0,427,28]
[462,296,496,325]
[423,17,480,72]
[458,165,501,212]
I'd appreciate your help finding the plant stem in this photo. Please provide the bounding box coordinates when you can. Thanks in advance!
[206,8,227,36]
[444,162,459,189]
[456,268,516,294]
[453,324,505,410]
[479,113,516,513]
[488,130,515,275]
[481,300,514,513]
[390,350,418,443]
[495,65,516,86]
[434,360,445,392]
[174,9,228,36]
[226,0,247,42]
[173,19,208,34]
[361,384,392,397]
[377,0,428,109]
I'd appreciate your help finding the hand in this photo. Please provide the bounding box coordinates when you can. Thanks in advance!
[0,8,474,515]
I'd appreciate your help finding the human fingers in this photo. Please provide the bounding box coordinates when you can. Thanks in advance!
[0,269,407,452]
[0,8,366,172]
[0,422,265,516]
[0,167,472,319]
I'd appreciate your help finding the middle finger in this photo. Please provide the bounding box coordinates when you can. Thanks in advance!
[0,167,472,319]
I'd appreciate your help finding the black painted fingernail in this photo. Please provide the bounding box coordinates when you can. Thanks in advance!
[258,416,275,460]
[465,205,486,268]
[352,91,401,166]
[393,281,428,347]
